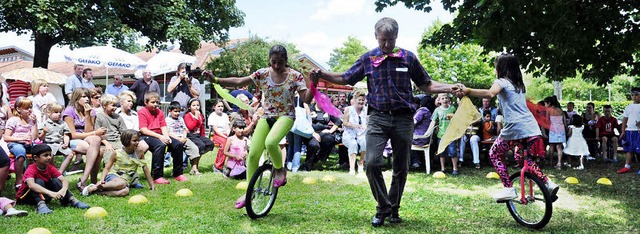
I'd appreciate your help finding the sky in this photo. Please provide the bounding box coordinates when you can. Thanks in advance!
[0,0,454,69]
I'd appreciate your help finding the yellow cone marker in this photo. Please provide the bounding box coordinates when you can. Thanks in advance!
[321,175,335,182]
[302,177,317,185]
[597,178,612,185]
[128,194,149,204]
[564,177,579,184]
[485,172,500,179]
[27,228,52,234]
[236,181,248,190]
[84,207,108,219]
[175,188,193,197]
[432,171,446,179]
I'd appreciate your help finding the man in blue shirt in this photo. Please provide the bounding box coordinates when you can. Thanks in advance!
[311,17,462,227]
[105,74,129,97]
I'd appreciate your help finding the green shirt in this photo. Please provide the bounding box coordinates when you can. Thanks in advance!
[432,105,457,138]
[108,150,150,185]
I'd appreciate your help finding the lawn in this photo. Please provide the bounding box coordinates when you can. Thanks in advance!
[1,151,639,234]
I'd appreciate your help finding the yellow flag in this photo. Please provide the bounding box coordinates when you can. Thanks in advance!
[437,97,482,155]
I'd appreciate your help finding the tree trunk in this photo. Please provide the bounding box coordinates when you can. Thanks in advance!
[553,81,562,101]
[32,33,58,69]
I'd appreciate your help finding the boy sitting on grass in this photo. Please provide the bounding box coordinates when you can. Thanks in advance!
[83,129,155,196]
[16,144,90,214]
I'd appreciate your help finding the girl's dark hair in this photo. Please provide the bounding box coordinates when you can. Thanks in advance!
[120,129,140,147]
[495,53,525,93]
[570,114,583,128]
[230,120,247,136]
[187,98,201,113]
[544,95,561,109]
[269,44,289,67]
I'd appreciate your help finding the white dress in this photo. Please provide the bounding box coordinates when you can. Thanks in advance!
[563,125,590,156]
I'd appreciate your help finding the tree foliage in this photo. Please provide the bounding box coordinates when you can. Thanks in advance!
[526,73,637,102]
[418,21,494,105]
[0,0,244,68]
[205,36,304,78]
[327,36,369,73]
[374,0,640,85]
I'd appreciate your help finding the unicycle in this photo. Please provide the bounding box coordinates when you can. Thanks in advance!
[500,155,554,229]
[245,155,279,219]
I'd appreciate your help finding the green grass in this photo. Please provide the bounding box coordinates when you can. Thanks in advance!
[1,151,639,233]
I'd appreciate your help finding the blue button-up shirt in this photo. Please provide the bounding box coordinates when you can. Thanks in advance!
[342,47,431,112]
[106,83,129,96]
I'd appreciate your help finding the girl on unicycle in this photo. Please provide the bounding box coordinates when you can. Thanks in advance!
[457,53,559,202]
[203,45,315,209]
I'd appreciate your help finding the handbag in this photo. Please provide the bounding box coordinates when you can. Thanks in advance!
[291,106,314,138]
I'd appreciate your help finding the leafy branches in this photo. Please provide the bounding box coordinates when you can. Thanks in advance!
[375,0,640,85]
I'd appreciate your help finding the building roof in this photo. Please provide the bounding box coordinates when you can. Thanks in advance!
[0,45,34,60]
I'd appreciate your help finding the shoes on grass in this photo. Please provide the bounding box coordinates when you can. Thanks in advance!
[4,208,28,217]
[174,175,189,182]
[37,204,53,215]
[493,187,517,202]
[617,167,631,174]
[153,178,171,184]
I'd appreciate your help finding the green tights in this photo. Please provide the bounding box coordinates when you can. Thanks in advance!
[246,117,293,183]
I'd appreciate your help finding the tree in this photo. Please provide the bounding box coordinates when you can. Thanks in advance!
[0,0,244,68]
[205,36,304,77]
[417,21,494,105]
[327,36,369,73]
[374,0,640,85]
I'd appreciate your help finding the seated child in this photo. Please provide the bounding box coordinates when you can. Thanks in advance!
[83,129,155,196]
[38,103,74,174]
[16,144,90,214]
[165,101,201,175]
[94,94,148,163]
[0,197,28,217]
[224,121,248,179]
[184,99,214,174]
[115,91,139,130]
[138,92,186,184]
[5,97,38,191]
[481,111,497,140]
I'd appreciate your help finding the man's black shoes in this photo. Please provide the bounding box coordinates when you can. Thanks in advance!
[389,213,403,223]
[371,213,390,227]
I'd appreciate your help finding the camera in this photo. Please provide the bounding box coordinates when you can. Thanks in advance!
[186,63,192,75]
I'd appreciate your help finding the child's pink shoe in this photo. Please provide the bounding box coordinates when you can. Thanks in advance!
[153,178,171,184]
[174,175,189,182]
[234,197,246,209]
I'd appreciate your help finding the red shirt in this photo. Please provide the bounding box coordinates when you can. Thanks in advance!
[16,163,62,199]
[184,112,206,136]
[596,116,618,137]
[8,80,30,108]
[138,107,166,135]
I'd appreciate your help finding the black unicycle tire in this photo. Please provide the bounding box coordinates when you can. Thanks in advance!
[245,164,278,219]
[506,172,553,229]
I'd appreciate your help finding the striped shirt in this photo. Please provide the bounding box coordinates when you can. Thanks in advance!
[342,47,431,112]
